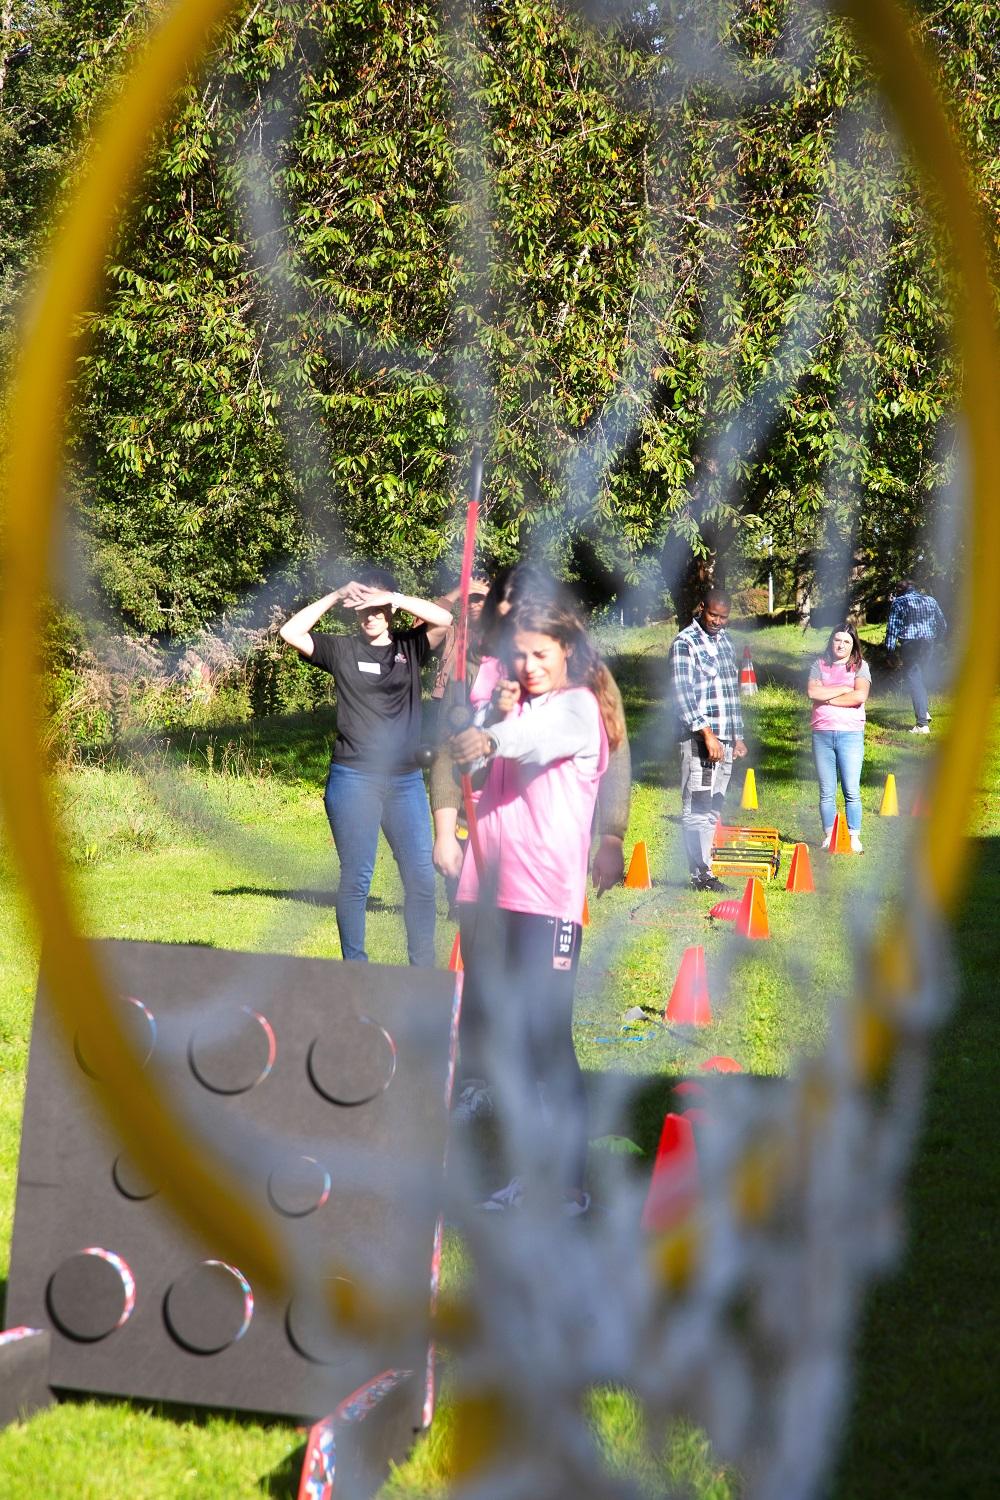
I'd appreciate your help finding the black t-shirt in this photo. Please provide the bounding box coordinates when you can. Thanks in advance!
[308,626,432,771]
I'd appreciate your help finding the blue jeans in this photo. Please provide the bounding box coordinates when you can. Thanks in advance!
[812,730,864,834]
[900,640,931,725]
[324,763,436,966]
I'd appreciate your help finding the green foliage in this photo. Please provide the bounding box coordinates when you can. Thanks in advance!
[246,629,335,717]
[2,3,998,631]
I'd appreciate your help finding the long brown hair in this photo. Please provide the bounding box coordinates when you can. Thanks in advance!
[823,622,864,671]
[505,599,625,751]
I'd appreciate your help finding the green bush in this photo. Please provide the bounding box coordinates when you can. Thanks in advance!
[246,635,334,719]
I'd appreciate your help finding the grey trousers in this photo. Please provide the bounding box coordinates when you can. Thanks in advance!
[679,735,734,874]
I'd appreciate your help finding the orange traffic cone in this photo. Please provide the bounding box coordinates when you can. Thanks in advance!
[828,813,852,854]
[581,894,591,928]
[700,1055,743,1073]
[735,877,770,939]
[641,1112,700,1232]
[911,788,928,816]
[740,645,758,696]
[785,842,815,893]
[624,841,653,889]
[665,945,712,1025]
[448,931,463,973]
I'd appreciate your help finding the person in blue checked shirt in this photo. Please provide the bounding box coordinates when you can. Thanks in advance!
[669,588,748,892]
[885,579,947,734]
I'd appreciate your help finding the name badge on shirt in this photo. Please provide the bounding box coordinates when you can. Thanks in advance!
[358,662,381,675]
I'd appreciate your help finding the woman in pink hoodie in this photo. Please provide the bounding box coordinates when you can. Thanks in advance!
[807,623,871,853]
[448,597,624,1213]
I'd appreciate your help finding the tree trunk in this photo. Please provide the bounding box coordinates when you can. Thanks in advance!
[0,1,15,107]
[794,550,814,627]
[847,547,867,625]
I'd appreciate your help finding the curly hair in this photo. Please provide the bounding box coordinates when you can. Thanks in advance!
[505,597,625,751]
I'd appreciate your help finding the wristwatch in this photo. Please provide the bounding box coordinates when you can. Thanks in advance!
[483,731,499,759]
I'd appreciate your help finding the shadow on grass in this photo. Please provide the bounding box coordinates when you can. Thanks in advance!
[830,835,1000,1500]
[259,1438,305,1498]
[213,888,402,916]
[214,886,338,908]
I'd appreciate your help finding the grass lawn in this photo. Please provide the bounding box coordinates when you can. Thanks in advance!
[0,622,995,1496]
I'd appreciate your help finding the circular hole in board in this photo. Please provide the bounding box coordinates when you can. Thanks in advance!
[267,1155,332,1218]
[188,1006,276,1095]
[74,996,155,1079]
[112,1151,159,1201]
[47,1248,136,1341]
[286,1278,357,1365]
[307,1016,396,1107]
[164,1260,254,1354]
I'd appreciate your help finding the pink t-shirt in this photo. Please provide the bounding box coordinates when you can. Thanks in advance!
[470,656,503,710]
[457,687,609,921]
[810,658,871,732]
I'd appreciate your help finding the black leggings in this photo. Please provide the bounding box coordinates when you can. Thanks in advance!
[458,905,587,1194]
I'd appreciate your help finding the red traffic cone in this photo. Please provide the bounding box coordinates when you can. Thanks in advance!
[735,877,770,939]
[448,931,463,973]
[665,945,712,1025]
[708,898,740,922]
[700,1055,743,1073]
[641,1112,700,1232]
[674,1080,708,1103]
[785,842,815,893]
[739,645,758,696]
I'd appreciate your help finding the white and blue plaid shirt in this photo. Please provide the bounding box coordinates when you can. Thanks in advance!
[885,590,947,653]
[670,619,744,743]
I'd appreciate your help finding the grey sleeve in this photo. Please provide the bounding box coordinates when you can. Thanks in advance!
[488,693,600,770]
[856,660,872,682]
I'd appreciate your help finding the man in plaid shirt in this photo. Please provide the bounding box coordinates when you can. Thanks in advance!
[669,588,748,891]
[885,579,947,733]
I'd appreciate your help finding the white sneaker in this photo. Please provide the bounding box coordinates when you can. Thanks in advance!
[452,1079,494,1124]
[479,1177,523,1212]
[909,724,930,735]
[849,834,864,853]
[821,829,833,850]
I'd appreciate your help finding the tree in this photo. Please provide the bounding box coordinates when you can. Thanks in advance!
[1,1,995,633]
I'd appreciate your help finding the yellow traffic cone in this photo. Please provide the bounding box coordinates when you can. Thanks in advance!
[879,774,899,817]
[740,768,758,811]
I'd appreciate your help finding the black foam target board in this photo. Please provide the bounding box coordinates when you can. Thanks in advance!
[0,1330,54,1427]
[6,941,459,1421]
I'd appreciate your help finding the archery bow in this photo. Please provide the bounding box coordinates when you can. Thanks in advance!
[454,446,486,878]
